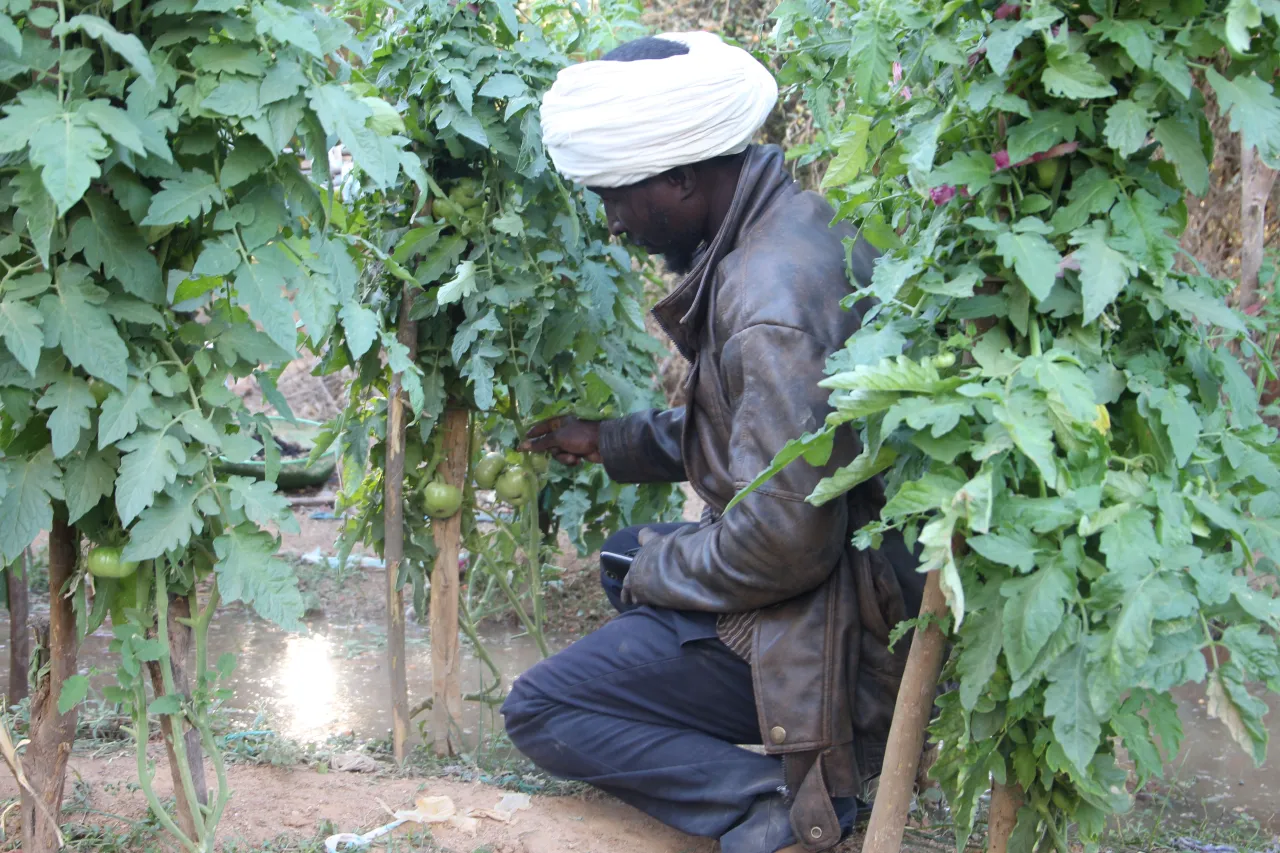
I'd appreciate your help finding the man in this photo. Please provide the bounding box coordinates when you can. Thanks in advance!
[501,32,920,853]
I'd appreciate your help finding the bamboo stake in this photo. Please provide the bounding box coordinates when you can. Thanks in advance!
[429,408,468,756]
[863,570,949,853]
[383,286,417,764]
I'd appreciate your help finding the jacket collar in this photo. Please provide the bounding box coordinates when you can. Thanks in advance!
[651,145,796,360]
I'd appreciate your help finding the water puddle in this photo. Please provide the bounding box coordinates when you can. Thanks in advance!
[1163,684,1280,832]
[0,608,561,746]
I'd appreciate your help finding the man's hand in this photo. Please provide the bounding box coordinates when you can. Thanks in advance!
[520,416,603,465]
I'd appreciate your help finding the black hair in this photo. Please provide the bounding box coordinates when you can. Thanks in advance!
[600,36,690,62]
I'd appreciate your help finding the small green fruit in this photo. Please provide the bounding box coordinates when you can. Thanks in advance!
[495,468,530,506]
[1033,158,1061,190]
[87,546,139,579]
[424,481,463,519]
[89,380,112,406]
[932,351,956,369]
[473,452,507,489]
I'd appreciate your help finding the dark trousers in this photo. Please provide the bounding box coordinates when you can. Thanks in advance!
[501,525,858,853]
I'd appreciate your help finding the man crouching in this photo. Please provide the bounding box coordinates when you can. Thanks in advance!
[501,33,921,853]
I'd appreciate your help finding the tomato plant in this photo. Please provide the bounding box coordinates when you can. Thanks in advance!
[319,0,681,648]
[756,0,1280,847]
[0,0,413,845]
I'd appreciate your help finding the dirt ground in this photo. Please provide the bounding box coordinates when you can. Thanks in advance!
[0,750,729,852]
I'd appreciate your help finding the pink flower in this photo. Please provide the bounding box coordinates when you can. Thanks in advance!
[900,85,913,101]
[892,61,903,84]
[994,3,1021,19]
[993,150,1011,170]
[930,185,957,205]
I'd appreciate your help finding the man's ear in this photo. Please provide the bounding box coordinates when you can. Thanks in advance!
[664,165,698,200]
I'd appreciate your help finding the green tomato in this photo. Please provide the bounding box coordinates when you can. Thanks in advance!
[424,481,463,519]
[1033,158,1061,190]
[87,546,139,579]
[495,468,531,506]
[473,452,507,489]
[525,452,550,475]
[89,380,112,406]
[932,351,956,369]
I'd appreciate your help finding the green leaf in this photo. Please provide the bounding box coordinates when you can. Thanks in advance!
[1223,625,1280,681]
[478,73,527,99]
[438,259,477,304]
[213,525,304,631]
[1002,565,1071,679]
[821,116,870,189]
[58,674,90,714]
[901,114,942,174]
[13,167,56,267]
[141,169,223,225]
[339,302,379,360]
[969,532,1037,572]
[1154,116,1210,196]
[1163,282,1246,332]
[260,60,307,105]
[234,252,297,354]
[996,229,1061,301]
[0,299,43,375]
[253,0,323,58]
[882,471,966,520]
[958,620,1003,711]
[1050,167,1118,235]
[1044,645,1101,778]
[148,694,182,715]
[1225,0,1263,52]
[1006,110,1075,164]
[726,429,834,512]
[192,236,240,278]
[123,487,203,560]
[1153,54,1194,99]
[1110,707,1163,782]
[0,90,60,154]
[1093,19,1156,69]
[202,78,262,118]
[63,15,155,82]
[39,269,128,390]
[98,380,153,449]
[227,475,294,530]
[928,151,994,192]
[1103,100,1153,158]
[986,12,1062,76]
[1148,388,1201,467]
[70,193,163,301]
[63,449,115,523]
[1206,668,1269,765]
[114,431,184,525]
[29,112,110,215]
[1206,70,1280,161]
[0,14,20,55]
[221,138,274,188]
[993,400,1058,490]
[309,84,401,188]
[77,100,150,159]
[0,448,62,563]
[1110,190,1177,272]
[1042,44,1117,99]
[822,354,959,394]
[807,445,897,506]
[37,375,95,458]
[1071,221,1137,325]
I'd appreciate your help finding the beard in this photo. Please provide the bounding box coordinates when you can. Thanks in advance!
[661,247,696,276]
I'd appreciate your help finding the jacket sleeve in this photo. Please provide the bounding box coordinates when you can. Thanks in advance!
[597,407,687,484]
[623,324,852,612]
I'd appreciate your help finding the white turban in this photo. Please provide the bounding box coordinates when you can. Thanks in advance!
[540,32,779,188]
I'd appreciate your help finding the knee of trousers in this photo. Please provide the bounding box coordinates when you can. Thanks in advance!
[500,665,559,756]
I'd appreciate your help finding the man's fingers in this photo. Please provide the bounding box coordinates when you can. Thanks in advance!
[554,452,582,465]
[523,433,560,454]
[525,418,561,439]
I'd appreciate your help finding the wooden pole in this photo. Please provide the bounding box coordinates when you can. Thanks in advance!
[8,550,31,703]
[863,570,949,853]
[428,408,468,756]
[383,286,418,764]
[146,593,208,840]
[1237,138,1277,314]
[21,516,79,853]
[986,780,1023,853]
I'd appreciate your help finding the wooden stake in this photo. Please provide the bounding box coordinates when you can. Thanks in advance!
[383,286,417,764]
[7,550,30,703]
[986,780,1023,853]
[863,570,949,853]
[21,516,79,853]
[429,408,468,757]
[1237,139,1278,315]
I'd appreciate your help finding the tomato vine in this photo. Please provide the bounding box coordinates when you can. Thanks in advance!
[758,0,1280,847]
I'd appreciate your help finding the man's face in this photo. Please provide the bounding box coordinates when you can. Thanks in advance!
[590,174,704,275]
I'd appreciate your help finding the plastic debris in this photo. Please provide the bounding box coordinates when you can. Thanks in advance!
[329,752,379,773]
[324,818,408,852]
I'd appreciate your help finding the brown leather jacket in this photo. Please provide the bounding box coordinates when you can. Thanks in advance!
[597,145,915,851]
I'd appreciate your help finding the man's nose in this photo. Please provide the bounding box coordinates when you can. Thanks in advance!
[608,218,626,237]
